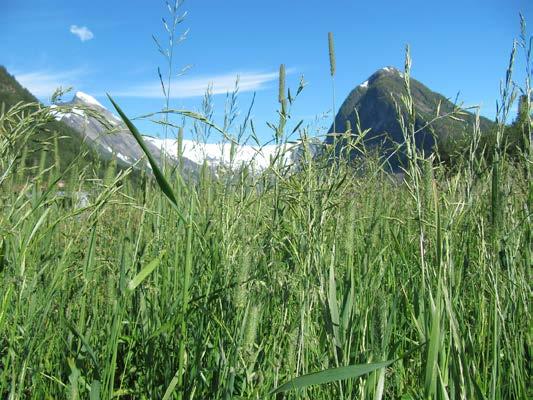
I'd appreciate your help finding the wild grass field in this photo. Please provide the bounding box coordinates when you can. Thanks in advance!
[0,6,531,400]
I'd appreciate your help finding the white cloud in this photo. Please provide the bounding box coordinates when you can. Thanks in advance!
[113,70,285,98]
[12,68,292,100]
[70,25,94,42]
[14,69,83,98]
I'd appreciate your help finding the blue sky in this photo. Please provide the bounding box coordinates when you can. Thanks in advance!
[1,0,531,143]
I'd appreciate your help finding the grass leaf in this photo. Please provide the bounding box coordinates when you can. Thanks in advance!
[106,94,179,208]
[270,360,395,395]
[127,251,165,291]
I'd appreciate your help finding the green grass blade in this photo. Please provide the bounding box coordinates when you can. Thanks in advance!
[66,320,100,373]
[270,343,425,395]
[67,357,81,400]
[106,94,178,208]
[162,375,180,400]
[424,289,441,398]
[127,251,165,291]
[327,257,341,349]
[270,360,394,395]
[89,380,101,400]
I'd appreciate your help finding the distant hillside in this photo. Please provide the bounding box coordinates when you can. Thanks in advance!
[0,66,120,175]
[0,66,36,108]
[327,67,496,168]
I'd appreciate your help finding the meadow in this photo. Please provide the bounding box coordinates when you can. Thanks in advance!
[0,10,531,400]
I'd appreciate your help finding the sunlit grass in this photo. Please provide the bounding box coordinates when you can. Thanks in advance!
[0,10,531,400]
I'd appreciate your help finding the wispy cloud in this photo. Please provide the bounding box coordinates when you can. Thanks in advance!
[14,69,84,98]
[70,25,94,42]
[112,70,284,98]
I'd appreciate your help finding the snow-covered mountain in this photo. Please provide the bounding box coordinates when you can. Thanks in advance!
[50,91,320,173]
[50,92,199,175]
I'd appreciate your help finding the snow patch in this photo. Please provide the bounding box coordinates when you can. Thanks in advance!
[69,108,85,117]
[116,153,130,163]
[143,136,302,171]
[359,80,369,89]
[48,105,85,120]
[109,114,122,126]
[380,66,404,77]
[74,91,104,108]
[48,105,62,121]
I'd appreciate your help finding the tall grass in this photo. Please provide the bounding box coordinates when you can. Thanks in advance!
[0,13,531,400]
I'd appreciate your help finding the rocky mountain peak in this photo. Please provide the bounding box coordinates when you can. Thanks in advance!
[327,66,495,170]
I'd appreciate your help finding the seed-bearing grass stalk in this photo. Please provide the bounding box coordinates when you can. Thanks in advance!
[233,252,250,309]
[53,132,60,173]
[164,196,194,400]
[177,125,184,169]
[243,303,260,354]
[278,64,286,104]
[277,64,287,143]
[518,15,532,305]
[398,45,429,310]
[152,0,188,173]
[488,37,519,400]
[328,32,337,134]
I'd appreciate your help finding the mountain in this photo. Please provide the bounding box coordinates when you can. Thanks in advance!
[327,66,496,168]
[51,92,200,175]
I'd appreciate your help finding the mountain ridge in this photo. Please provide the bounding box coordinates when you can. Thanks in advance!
[2,64,500,175]
[54,90,320,173]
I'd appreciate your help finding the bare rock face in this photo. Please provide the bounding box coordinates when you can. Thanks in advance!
[327,67,495,169]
